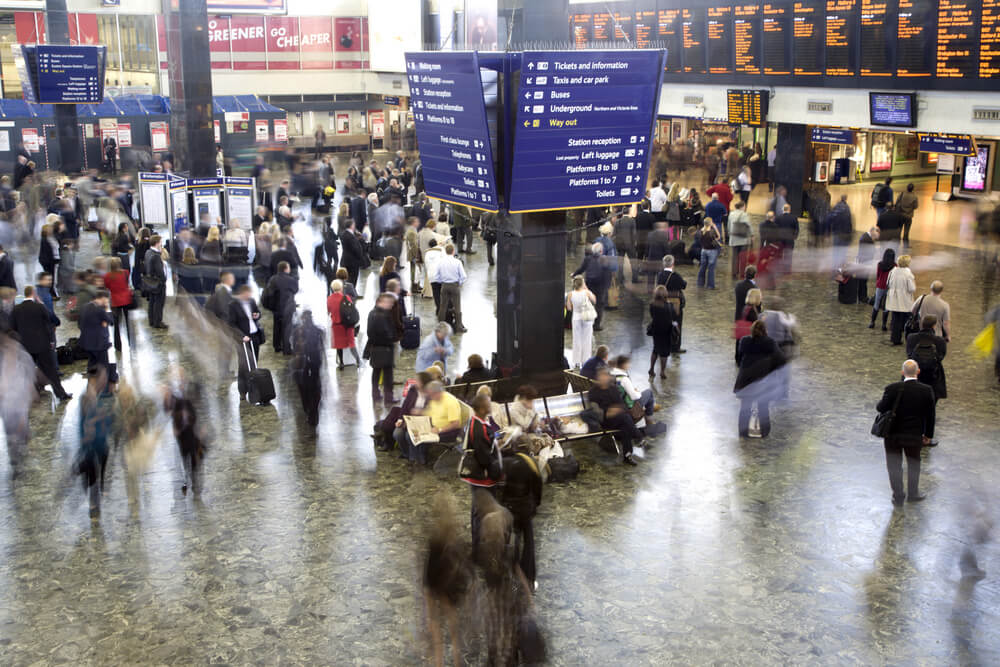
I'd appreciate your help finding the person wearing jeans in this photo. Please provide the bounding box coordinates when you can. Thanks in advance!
[697,221,721,289]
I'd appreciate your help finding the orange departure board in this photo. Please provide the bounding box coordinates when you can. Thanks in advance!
[825,0,858,76]
[792,1,823,75]
[981,0,1000,78]
[635,10,656,49]
[727,89,769,126]
[592,12,612,42]
[936,0,980,79]
[682,8,707,74]
[614,12,633,41]
[708,6,734,74]
[897,0,935,77]
[658,9,683,72]
[570,14,591,49]
[762,4,791,74]
[734,4,762,75]
[860,0,892,76]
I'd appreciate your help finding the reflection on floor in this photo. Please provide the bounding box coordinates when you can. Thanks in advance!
[3,195,1000,664]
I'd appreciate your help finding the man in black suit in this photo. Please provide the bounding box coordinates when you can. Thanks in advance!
[79,289,115,381]
[877,359,936,506]
[264,261,298,355]
[655,254,687,353]
[774,204,799,273]
[144,235,168,329]
[270,238,302,280]
[734,265,757,321]
[0,245,15,290]
[11,286,71,400]
[229,284,264,399]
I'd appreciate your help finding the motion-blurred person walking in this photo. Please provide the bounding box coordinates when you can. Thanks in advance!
[291,310,325,430]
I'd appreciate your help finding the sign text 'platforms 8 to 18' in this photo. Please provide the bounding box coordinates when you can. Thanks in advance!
[404,51,499,212]
[508,50,665,213]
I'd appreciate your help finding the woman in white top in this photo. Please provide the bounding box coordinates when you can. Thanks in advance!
[737,165,753,203]
[886,254,916,346]
[565,275,597,369]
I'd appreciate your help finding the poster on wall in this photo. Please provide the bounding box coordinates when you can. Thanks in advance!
[229,15,266,70]
[22,127,39,152]
[273,118,288,142]
[117,123,132,148]
[465,0,498,50]
[962,146,991,192]
[894,134,919,163]
[150,121,169,151]
[870,132,893,172]
[208,17,232,69]
[266,16,300,70]
[214,120,221,144]
[254,119,268,142]
[299,17,334,69]
[336,113,350,134]
[0,131,9,152]
[334,17,365,69]
[369,110,384,139]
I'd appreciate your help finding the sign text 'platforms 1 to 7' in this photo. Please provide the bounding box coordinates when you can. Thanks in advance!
[404,51,499,212]
[508,50,665,213]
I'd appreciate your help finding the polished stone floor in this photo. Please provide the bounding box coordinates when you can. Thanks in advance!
[2,191,1000,665]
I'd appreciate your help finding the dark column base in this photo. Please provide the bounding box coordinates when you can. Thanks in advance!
[775,123,808,217]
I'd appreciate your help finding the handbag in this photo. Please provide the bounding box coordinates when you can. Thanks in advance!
[579,295,597,322]
[905,294,926,337]
[871,383,905,438]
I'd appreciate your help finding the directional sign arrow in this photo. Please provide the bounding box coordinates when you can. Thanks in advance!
[528,62,535,69]
[526,78,533,85]
[525,92,531,99]
[523,120,530,127]
[633,189,639,195]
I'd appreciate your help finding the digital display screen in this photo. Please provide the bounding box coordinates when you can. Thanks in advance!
[981,0,1000,79]
[635,10,656,48]
[762,3,791,74]
[962,145,990,191]
[592,12,612,42]
[682,8,707,73]
[860,0,892,76]
[707,6,734,74]
[792,1,823,76]
[570,14,591,49]
[936,1,980,80]
[869,91,917,126]
[727,89,769,126]
[897,0,935,78]
[734,4,763,74]
[614,12,633,41]
[825,0,858,76]
[658,9,683,72]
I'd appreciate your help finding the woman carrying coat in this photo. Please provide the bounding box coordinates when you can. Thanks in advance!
[886,254,916,345]
[327,279,361,369]
[565,275,597,369]
[734,320,782,438]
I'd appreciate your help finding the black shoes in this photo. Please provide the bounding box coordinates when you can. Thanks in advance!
[623,454,637,466]
[907,493,927,502]
[925,439,939,447]
[868,322,875,329]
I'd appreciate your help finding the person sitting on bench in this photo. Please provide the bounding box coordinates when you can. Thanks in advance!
[582,368,645,466]
[400,381,463,465]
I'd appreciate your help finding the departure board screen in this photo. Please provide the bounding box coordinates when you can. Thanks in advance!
[793,1,823,76]
[727,89,769,126]
[734,4,762,74]
[860,0,892,76]
[897,0,935,77]
[658,9,683,72]
[570,14,591,49]
[708,6,734,73]
[614,12,633,41]
[635,10,656,48]
[592,12,612,42]
[762,4,792,74]
[682,8,708,73]
[981,0,1000,79]
[825,0,858,76]
[870,91,917,126]
[936,1,980,80]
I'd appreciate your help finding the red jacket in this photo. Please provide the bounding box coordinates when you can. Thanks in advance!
[103,270,132,308]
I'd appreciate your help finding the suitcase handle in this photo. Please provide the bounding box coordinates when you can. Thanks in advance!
[243,339,257,372]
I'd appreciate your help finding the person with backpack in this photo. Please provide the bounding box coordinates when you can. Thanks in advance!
[871,176,894,219]
[906,313,947,422]
[327,279,361,370]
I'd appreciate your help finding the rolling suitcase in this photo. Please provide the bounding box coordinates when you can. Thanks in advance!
[401,295,420,350]
[243,341,276,405]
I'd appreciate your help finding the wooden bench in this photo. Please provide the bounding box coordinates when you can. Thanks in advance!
[496,391,625,458]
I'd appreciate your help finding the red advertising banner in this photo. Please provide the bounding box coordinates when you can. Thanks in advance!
[15,12,44,44]
[208,17,232,70]
[266,16,299,70]
[299,16,333,69]
[156,15,168,70]
[230,16,266,70]
[273,118,288,142]
[334,17,363,69]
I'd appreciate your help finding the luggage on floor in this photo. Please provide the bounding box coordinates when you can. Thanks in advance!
[243,342,275,405]
[401,314,421,350]
[669,240,690,264]
[57,344,76,366]
[547,454,579,482]
[66,337,88,361]
[837,277,859,304]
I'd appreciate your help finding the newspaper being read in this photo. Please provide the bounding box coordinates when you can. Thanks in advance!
[404,415,440,445]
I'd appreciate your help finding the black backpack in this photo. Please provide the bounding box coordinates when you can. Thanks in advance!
[912,339,939,383]
[870,183,886,207]
[339,294,359,328]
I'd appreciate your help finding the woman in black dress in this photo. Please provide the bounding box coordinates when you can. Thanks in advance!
[734,320,782,438]
[647,285,677,378]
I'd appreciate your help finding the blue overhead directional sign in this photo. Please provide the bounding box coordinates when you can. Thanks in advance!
[811,127,855,145]
[918,133,975,156]
[404,51,499,212]
[31,45,106,104]
[508,49,665,213]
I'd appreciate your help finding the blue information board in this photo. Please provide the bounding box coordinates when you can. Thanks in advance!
[811,127,855,145]
[30,45,106,104]
[918,133,974,156]
[508,50,665,213]
[404,51,499,212]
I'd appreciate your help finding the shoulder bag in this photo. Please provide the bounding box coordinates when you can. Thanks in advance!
[871,384,905,438]
[579,294,597,322]
[905,294,927,337]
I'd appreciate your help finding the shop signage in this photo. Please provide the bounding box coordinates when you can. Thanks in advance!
[918,133,975,155]
[21,127,39,153]
[811,127,854,145]
[384,95,400,106]
[807,100,833,113]
[508,49,665,213]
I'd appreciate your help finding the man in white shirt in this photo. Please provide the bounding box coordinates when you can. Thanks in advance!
[432,244,468,333]
[648,180,668,216]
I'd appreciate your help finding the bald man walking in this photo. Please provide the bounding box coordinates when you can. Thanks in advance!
[877,360,936,506]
